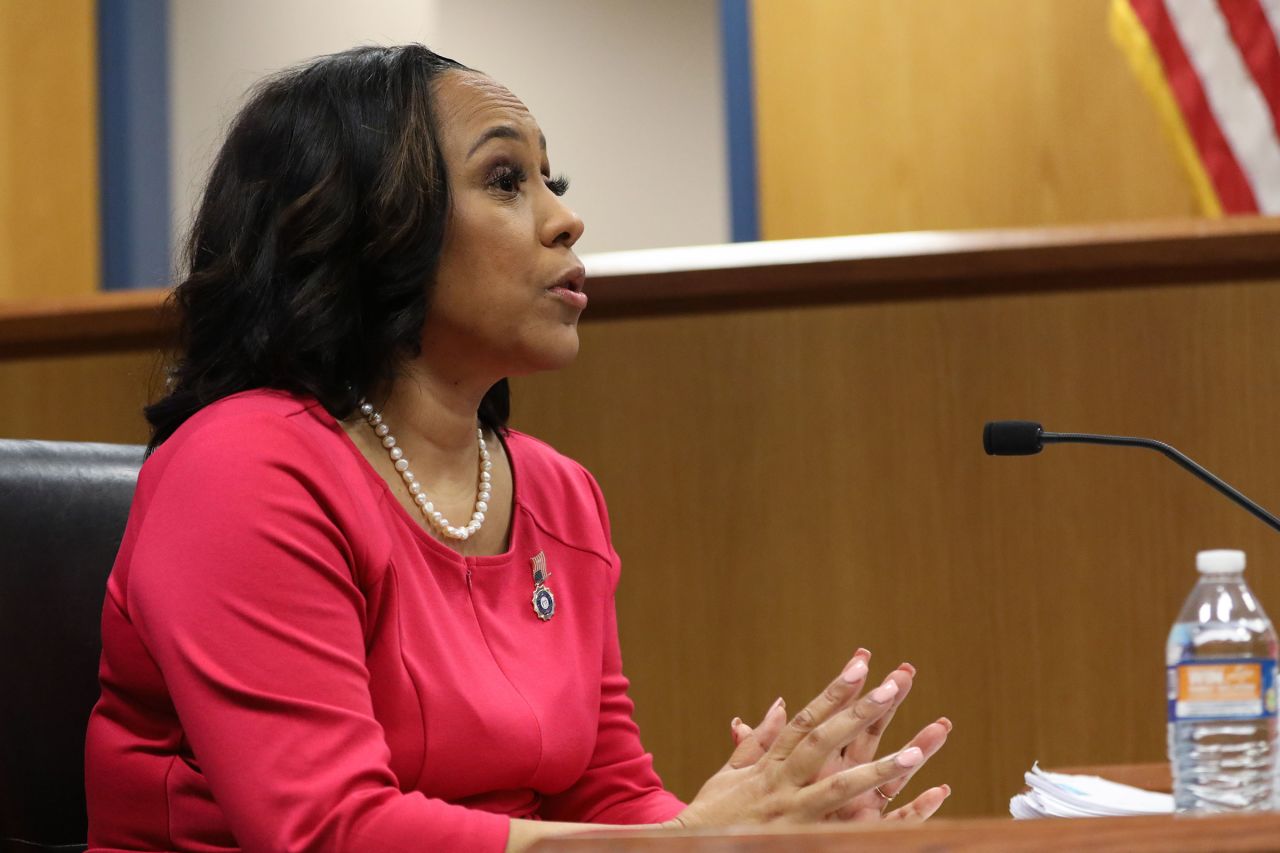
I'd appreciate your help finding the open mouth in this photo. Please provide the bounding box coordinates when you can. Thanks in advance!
[547,265,588,309]
[550,266,586,293]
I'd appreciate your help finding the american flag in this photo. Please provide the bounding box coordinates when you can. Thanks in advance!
[1112,0,1280,215]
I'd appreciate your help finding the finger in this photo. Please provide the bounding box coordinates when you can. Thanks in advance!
[842,665,915,768]
[838,718,951,819]
[726,698,785,769]
[765,654,870,763]
[884,784,951,823]
[783,676,899,785]
[796,745,924,819]
[872,717,950,796]
[752,700,788,752]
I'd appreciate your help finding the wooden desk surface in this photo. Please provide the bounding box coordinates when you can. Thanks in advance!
[531,811,1280,852]
[530,763,1216,852]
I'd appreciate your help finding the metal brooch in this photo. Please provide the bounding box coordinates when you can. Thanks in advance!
[531,551,556,621]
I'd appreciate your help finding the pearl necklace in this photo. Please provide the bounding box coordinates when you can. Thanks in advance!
[359,401,492,541]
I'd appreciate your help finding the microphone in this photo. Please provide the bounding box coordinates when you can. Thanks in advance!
[983,420,1280,535]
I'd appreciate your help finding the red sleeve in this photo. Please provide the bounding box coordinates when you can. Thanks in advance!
[127,414,510,852]
[537,471,686,826]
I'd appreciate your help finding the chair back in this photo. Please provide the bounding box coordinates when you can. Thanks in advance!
[0,439,145,852]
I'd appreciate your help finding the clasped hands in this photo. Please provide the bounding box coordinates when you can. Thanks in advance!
[668,648,951,829]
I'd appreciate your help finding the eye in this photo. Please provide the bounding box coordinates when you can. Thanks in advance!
[487,163,526,195]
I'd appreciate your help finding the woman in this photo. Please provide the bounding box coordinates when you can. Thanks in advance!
[85,45,950,852]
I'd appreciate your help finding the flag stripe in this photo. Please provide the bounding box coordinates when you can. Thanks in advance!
[1217,0,1280,144]
[1261,0,1280,49]
[1110,0,1222,214]
[1166,0,1280,212]
[1130,0,1259,213]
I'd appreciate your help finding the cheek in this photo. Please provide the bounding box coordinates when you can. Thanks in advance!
[437,203,531,297]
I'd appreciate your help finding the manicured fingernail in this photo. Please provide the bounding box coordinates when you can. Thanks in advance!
[857,647,871,659]
[730,716,743,730]
[895,747,924,768]
[937,716,953,732]
[765,696,784,717]
[941,784,952,797]
[870,679,899,703]
[898,662,916,677]
[841,658,868,683]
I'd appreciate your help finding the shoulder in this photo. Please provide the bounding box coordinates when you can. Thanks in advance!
[504,429,603,503]
[147,389,352,478]
[137,389,387,557]
[504,429,616,551]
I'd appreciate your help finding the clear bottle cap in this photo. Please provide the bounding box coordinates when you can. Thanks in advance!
[1196,549,1246,574]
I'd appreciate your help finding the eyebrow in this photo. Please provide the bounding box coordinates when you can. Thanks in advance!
[466,125,547,160]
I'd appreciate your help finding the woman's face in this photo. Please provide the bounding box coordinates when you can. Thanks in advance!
[425,71,586,382]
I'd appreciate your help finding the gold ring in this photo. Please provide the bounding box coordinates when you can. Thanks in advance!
[875,785,896,804]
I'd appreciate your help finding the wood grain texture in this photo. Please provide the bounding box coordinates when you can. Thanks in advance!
[0,0,99,299]
[510,276,1280,817]
[2,218,1278,355]
[530,810,1280,852]
[752,0,1200,239]
[7,229,1280,818]
[0,351,157,443]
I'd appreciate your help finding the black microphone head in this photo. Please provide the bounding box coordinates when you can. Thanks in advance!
[983,421,1044,456]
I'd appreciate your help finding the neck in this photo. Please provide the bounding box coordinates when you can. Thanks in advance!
[376,361,496,455]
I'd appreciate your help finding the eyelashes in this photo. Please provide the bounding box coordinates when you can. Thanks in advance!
[488,163,570,198]
[545,174,570,197]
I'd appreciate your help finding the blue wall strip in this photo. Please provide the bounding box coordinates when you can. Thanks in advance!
[98,0,171,290]
[719,0,760,243]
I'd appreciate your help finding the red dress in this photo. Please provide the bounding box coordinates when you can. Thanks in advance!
[85,390,683,851]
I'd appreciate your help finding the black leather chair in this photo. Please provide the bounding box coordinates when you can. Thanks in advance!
[0,440,145,852]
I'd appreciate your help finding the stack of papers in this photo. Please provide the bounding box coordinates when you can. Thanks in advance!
[1010,763,1174,818]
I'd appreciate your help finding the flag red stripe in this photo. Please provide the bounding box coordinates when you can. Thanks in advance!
[1129,0,1260,213]
[1217,0,1280,143]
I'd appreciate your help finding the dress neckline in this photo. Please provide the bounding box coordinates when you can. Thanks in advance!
[319,404,524,566]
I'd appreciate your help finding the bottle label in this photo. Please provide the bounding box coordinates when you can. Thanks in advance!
[1167,659,1278,721]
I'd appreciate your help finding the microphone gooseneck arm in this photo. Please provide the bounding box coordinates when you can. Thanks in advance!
[987,422,1280,536]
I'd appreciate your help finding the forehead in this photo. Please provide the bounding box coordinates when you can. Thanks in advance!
[432,71,542,155]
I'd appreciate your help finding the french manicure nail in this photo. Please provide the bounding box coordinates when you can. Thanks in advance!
[731,716,743,730]
[870,679,899,703]
[895,746,924,768]
[841,658,868,683]
[937,716,953,732]
[765,696,784,717]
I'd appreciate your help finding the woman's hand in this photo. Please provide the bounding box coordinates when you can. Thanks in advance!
[673,651,950,829]
[732,651,951,821]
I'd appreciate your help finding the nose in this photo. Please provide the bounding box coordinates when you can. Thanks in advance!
[540,193,585,249]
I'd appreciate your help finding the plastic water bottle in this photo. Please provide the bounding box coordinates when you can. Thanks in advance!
[1167,549,1278,812]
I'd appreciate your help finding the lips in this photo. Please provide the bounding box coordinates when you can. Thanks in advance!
[546,265,588,311]
[550,265,586,294]
[547,265,588,310]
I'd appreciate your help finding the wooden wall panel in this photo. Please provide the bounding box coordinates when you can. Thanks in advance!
[0,0,99,299]
[10,273,1280,818]
[752,0,1199,239]
[0,351,154,443]
[511,276,1280,816]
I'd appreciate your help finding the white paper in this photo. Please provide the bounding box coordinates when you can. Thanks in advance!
[1009,762,1174,818]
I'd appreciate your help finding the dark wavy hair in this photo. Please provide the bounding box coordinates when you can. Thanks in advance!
[145,44,509,451]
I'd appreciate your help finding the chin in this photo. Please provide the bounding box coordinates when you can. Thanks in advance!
[510,330,580,376]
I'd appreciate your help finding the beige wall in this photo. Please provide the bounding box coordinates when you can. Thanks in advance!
[168,0,731,258]
[0,0,100,300]
[752,0,1200,239]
